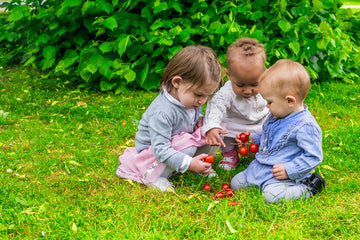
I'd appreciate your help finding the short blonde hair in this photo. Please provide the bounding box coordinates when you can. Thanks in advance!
[226,38,266,70]
[160,45,222,93]
[259,59,310,101]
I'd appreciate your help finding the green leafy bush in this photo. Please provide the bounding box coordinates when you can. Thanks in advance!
[0,0,359,91]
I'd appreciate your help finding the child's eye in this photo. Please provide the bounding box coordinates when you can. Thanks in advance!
[195,94,203,97]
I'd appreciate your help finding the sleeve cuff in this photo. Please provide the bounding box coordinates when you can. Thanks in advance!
[283,162,300,179]
[252,133,261,145]
[202,124,222,135]
[178,155,192,173]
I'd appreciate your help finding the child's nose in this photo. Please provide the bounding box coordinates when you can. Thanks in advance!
[243,87,252,93]
[199,97,208,105]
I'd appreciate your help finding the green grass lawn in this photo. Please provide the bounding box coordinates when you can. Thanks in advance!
[343,0,360,5]
[1,66,360,239]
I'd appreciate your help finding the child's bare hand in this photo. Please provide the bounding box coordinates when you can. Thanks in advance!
[235,130,252,146]
[188,153,212,175]
[205,128,229,147]
[272,164,288,180]
[194,117,203,130]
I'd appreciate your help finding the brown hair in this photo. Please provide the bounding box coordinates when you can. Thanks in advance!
[226,38,266,70]
[259,59,310,101]
[160,45,222,92]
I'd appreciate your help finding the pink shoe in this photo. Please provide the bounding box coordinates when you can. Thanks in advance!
[218,148,240,171]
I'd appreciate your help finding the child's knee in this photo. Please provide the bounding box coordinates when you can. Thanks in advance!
[262,191,281,204]
[262,184,286,203]
[181,146,197,157]
[230,178,240,190]
[194,144,213,155]
[231,173,246,191]
[262,183,310,204]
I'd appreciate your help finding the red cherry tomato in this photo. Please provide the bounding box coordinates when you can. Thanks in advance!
[238,146,248,156]
[225,189,235,197]
[202,183,212,192]
[249,143,259,153]
[221,183,230,190]
[239,133,248,142]
[214,191,225,198]
[204,155,214,163]
[228,201,238,206]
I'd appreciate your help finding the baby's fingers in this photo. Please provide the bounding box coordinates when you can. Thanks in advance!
[202,168,211,175]
[195,153,208,161]
[218,129,229,135]
[214,135,226,148]
[205,137,220,146]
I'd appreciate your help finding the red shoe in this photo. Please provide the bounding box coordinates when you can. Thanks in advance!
[218,148,239,171]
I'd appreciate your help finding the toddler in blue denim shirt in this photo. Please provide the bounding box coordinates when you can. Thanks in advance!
[231,59,325,204]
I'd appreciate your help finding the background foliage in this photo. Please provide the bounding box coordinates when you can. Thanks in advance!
[0,0,359,92]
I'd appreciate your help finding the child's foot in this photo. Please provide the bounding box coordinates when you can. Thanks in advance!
[197,168,218,178]
[303,172,326,195]
[207,168,218,178]
[219,148,240,171]
[148,177,175,192]
[219,157,235,170]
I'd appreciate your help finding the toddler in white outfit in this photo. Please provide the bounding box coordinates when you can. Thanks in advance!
[203,38,269,170]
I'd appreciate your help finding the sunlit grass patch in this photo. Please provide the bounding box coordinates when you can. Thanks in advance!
[1,66,360,239]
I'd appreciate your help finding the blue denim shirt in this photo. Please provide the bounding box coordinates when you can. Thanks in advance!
[245,105,323,189]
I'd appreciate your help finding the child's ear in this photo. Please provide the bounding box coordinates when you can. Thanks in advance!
[224,68,230,80]
[286,95,296,107]
[171,76,183,89]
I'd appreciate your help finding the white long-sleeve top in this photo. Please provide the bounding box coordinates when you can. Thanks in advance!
[203,81,269,138]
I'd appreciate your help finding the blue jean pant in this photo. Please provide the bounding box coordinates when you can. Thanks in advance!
[231,171,312,203]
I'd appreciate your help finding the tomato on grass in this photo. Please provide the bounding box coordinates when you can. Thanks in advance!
[239,146,248,156]
[249,143,259,153]
[228,201,238,206]
[202,183,212,192]
[225,189,235,197]
[214,191,225,198]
